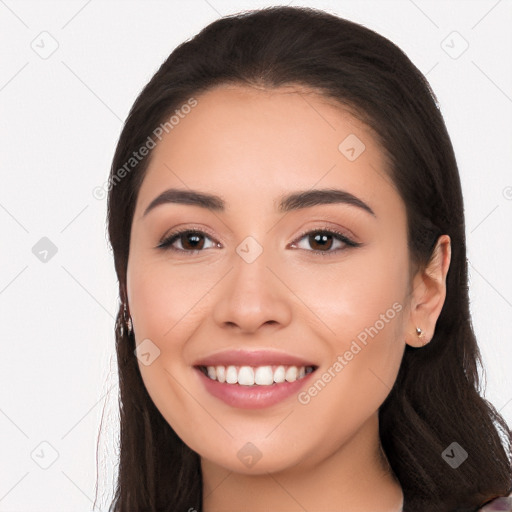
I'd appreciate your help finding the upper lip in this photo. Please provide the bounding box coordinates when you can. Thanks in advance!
[193,349,317,368]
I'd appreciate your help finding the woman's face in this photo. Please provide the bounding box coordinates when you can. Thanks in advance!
[126,84,414,474]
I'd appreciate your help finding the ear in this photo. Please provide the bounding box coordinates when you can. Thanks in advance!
[406,234,451,347]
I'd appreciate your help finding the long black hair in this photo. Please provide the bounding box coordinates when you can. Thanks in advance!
[103,6,512,511]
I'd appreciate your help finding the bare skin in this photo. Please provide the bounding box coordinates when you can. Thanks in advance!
[126,83,451,511]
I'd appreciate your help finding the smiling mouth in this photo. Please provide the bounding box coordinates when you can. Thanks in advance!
[197,364,317,386]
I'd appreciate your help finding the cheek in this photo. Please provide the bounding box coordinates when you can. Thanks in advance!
[127,256,216,341]
[126,259,211,443]
[292,261,407,462]
[284,242,409,343]
[126,255,223,408]
[286,243,408,409]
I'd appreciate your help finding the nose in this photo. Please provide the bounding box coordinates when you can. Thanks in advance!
[211,248,292,334]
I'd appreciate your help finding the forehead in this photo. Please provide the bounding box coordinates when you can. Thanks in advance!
[135,83,399,217]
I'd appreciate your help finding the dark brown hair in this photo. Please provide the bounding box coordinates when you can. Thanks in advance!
[102,6,512,511]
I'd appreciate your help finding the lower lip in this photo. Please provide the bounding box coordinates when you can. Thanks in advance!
[195,368,316,409]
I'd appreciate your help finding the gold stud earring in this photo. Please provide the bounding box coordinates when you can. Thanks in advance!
[416,326,428,345]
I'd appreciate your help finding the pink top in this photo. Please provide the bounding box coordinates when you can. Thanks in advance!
[478,493,512,511]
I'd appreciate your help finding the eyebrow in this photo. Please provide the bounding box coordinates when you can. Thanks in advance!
[142,187,376,217]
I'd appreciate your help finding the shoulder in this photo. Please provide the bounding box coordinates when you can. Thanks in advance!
[478,494,512,511]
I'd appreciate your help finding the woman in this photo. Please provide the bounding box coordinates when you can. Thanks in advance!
[104,6,512,511]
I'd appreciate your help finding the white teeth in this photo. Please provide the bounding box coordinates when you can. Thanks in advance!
[285,366,298,382]
[254,366,273,385]
[226,365,238,384]
[273,365,286,383]
[207,366,216,379]
[216,365,226,383]
[201,364,313,385]
[238,366,255,386]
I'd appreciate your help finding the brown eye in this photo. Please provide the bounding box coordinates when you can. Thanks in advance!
[291,229,360,255]
[158,230,218,252]
[308,232,334,251]
[179,232,205,250]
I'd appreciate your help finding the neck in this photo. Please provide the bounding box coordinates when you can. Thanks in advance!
[201,413,404,512]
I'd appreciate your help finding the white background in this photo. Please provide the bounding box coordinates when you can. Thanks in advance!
[1,0,511,510]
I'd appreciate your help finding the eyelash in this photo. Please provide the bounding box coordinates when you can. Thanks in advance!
[156,227,361,256]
